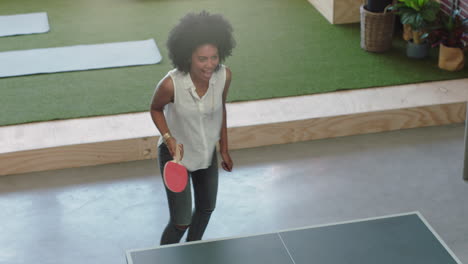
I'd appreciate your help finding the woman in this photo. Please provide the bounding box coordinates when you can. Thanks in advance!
[150,11,236,245]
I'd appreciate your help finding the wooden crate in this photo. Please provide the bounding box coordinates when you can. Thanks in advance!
[308,0,362,24]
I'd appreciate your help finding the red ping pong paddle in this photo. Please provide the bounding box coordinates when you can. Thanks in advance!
[163,144,188,193]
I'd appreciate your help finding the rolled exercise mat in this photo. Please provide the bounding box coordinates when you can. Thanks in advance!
[0,39,162,78]
[0,12,49,37]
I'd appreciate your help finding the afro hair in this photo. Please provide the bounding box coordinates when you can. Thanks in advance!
[167,11,236,73]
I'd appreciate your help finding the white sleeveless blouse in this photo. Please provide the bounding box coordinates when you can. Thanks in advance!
[157,65,226,171]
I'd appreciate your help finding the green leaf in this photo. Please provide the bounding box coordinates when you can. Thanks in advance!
[422,8,437,22]
[410,2,420,11]
[418,0,424,8]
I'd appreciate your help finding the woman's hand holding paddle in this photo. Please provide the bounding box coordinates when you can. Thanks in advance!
[163,139,188,193]
[166,137,184,161]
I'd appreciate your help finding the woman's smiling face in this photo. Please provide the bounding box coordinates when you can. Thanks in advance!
[190,44,219,82]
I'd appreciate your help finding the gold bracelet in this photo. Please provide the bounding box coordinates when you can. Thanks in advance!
[162,132,172,143]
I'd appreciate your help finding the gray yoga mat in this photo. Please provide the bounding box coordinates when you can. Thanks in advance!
[0,39,162,78]
[0,12,49,37]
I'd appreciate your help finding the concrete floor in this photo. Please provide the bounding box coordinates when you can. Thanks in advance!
[0,124,467,264]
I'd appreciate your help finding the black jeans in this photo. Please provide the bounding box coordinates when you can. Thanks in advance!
[158,143,219,245]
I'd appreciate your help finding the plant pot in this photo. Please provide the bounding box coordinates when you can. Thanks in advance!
[360,5,395,53]
[438,44,465,71]
[406,40,428,59]
[402,24,412,41]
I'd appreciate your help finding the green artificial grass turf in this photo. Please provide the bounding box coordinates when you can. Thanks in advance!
[1,0,467,126]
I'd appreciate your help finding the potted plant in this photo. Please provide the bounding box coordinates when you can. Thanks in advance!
[428,9,468,71]
[360,2,395,53]
[390,0,440,59]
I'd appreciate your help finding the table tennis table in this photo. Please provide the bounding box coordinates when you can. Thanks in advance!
[126,212,462,264]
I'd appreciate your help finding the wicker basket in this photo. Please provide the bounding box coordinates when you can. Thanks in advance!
[360,5,395,53]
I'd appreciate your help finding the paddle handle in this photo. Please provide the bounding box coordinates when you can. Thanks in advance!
[174,144,182,163]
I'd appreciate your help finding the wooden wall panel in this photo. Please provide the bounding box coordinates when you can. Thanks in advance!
[228,103,466,150]
[0,137,158,176]
[0,103,465,176]
[334,0,362,24]
[307,0,365,24]
[308,0,334,23]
